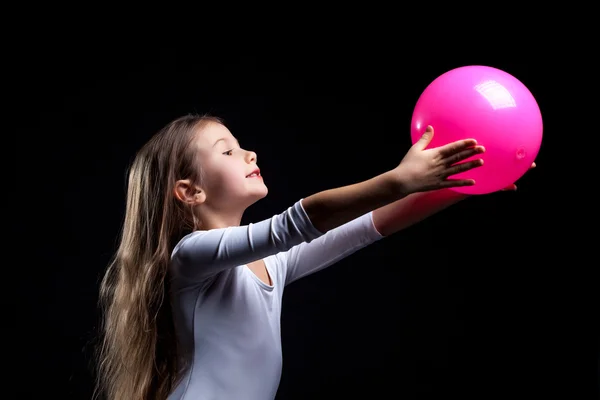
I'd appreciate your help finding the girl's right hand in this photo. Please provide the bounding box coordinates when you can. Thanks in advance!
[394,125,485,194]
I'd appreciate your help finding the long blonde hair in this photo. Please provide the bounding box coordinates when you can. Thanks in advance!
[95,114,222,400]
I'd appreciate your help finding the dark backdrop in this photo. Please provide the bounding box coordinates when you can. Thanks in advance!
[7,27,592,399]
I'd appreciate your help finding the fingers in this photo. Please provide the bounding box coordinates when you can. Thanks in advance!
[444,158,484,177]
[413,126,435,151]
[445,146,485,166]
[436,159,482,189]
[437,138,478,158]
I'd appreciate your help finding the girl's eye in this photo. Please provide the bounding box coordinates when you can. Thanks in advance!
[223,149,233,156]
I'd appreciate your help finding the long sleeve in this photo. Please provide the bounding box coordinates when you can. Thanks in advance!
[170,200,323,283]
[276,206,384,286]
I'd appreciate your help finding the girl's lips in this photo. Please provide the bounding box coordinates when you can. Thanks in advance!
[246,168,261,178]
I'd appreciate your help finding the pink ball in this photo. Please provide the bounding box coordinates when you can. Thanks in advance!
[410,65,543,194]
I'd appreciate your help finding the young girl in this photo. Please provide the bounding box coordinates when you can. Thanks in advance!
[96,114,530,400]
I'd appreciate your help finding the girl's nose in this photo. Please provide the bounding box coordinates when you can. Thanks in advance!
[245,150,257,163]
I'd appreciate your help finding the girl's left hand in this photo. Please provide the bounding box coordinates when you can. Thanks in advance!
[502,162,536,191]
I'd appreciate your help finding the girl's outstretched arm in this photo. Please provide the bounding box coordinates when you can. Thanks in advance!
[372,161,536,236]
[274,209,383,286]
[301,127,483,233]
[276,191,465,286]
[372,189,468,237]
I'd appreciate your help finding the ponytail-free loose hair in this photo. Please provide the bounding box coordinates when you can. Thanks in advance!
[95,114,222,400]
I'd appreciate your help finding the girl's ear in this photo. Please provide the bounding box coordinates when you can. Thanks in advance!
[174,179,206,205]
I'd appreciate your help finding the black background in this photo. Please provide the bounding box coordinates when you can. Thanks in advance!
[6,17,594,400]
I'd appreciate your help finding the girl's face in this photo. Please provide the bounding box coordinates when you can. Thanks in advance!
[193,121,268,210]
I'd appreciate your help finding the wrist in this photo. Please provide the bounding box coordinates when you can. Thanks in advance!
[384,166,416,198]
[380,169,411,199]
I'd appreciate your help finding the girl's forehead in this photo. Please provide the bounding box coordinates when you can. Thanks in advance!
[195,122,234,147]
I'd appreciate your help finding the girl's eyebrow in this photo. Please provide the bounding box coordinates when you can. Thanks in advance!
[213,137,241,148]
